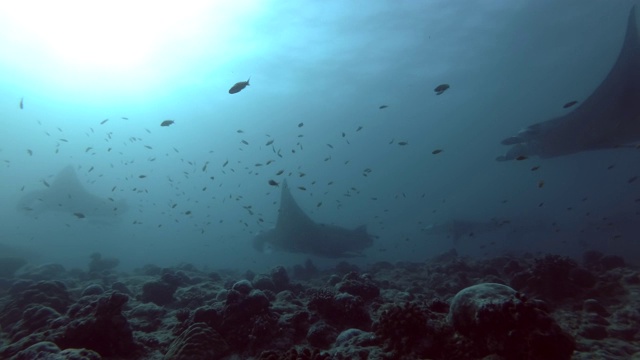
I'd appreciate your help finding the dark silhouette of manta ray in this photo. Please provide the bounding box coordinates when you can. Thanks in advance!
[252,180,373,258]
[16,165,128,219]
[497,6,640,161]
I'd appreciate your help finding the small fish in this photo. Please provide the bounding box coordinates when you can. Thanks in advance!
[160,120,174,127]
[241,140,249,145]
[223,160,229,167]
[266,139,274,146]
[144,145,153,149]
[85,147,92,152]
[100,119,109,125]
[356,126,363,132]
[276,169,284,175]
[122,117,129,120]
[268,179,279,186]
[327,144,334,149]
[316,201,322,208]
[43,180,50,187]
[59,139,68,142]
[298,122,304,128]
[515,155,528,161]
[237,129,244,133]
[112,186,116,192]
[628,176,638,184]
[27,149,32,156]
[139,175,147,178]
[19,97,23,109]
[342,132,346,138]
[434,84,450,95]
[88,166,94,173]
[229,77,250,94]
[432,149,442,154]
[185,210,192,215]
[537,180,545,188]
[531,166,540,171]
[379,105,388,109]
[298,186,307,191]
[398,141,408,146]
[73,212,85,219]
[563,100,578,109]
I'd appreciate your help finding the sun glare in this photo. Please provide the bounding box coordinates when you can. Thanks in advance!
[0,0,262,80]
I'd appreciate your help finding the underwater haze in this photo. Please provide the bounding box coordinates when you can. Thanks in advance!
[1,0,640,272]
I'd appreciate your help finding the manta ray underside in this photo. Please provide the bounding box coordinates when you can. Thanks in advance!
[497,6,640,161]
[17,165,128,220]
[252,180,373,258]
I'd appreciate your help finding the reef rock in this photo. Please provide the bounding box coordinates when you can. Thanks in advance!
[55,292,137,357]
[164,322,228,360]
[11,341,101,360]
[449,283,574,360]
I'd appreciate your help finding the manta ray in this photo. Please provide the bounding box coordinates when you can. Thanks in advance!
[16,165,128,219]
[252,180,374,258]
[422,217,555,248]
[497,6,640,161]
[422,218,509,247]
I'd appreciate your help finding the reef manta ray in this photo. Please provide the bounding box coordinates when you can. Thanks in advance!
[16,165,128,220]
[252,180,374,258]
[497,6,640,161]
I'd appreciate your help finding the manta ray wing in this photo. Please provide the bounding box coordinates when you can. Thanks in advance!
[17,165,128,219]
[252,179,373,257]
[275,179,317,237]
[498,6,640,161]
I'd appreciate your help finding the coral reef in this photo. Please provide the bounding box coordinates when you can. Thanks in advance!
[0,251,638,359]
[88,252,119,274]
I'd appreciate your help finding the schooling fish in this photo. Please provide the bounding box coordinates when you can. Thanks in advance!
[229,77,250,94]
[160,120,174,127]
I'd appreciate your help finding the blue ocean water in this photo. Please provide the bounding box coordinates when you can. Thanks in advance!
[1,0,639,273]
